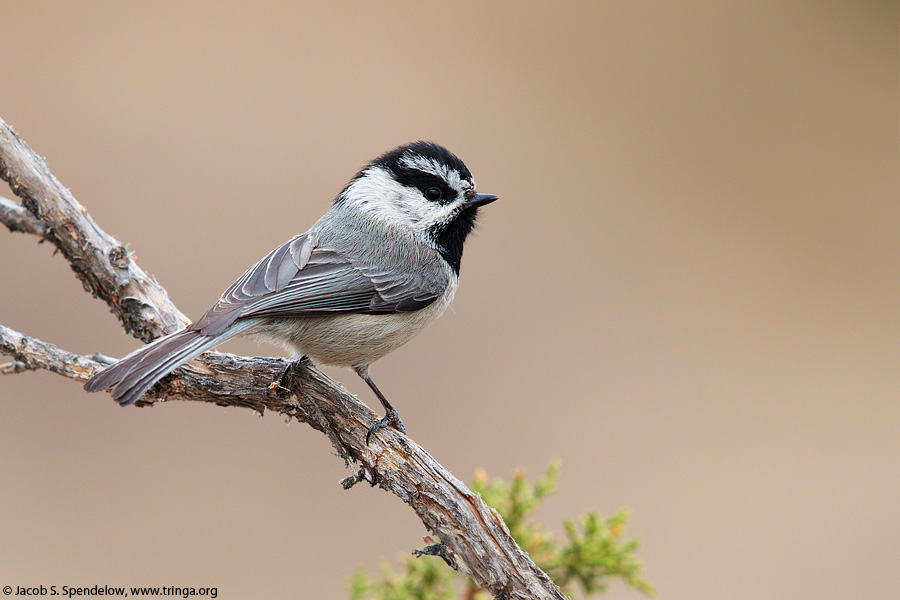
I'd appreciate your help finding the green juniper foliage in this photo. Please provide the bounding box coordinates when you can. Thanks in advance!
[348,462,654,599]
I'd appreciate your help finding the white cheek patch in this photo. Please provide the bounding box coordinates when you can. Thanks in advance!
[417,200,463,232]
[342,168,407,222]
[342,167,440,232]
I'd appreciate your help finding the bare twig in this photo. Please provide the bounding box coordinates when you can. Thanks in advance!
[414,539,460,571]
[0,117,567,600]
[0,325,565,599]
[0,194,47,236]
[1,360,35,373]
[0,325,100,380]
[0,117,187,342]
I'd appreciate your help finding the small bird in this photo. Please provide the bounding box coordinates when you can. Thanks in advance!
[84,141,497,441]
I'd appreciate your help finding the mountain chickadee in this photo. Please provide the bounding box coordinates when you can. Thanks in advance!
[84,141,497,441]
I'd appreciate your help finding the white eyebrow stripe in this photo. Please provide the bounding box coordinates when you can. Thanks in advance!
[399,152,466,191]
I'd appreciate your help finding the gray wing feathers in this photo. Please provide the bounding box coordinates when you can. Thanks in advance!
[263,238,297,292]
[243,256,375,314]
[192,233,448,335]
[292,230,317,269]
[192,235,309,335]
[357,264,443,312]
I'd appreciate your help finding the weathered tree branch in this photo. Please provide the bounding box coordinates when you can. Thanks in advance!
[0,324,99,378]
[0,194,47,236]
[0,117,187,342]
[0,117,567,600]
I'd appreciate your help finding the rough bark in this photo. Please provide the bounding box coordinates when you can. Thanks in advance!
[0,118,188,342]
[0,194,47,236]
[0,116,567,600]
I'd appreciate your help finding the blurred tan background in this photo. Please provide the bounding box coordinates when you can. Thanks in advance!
[1,2,897,599]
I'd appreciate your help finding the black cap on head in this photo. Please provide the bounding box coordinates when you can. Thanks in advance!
[369,141,473,207]
[372,141,473,183]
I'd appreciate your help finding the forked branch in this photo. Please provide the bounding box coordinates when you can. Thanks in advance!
[0,116,567,600]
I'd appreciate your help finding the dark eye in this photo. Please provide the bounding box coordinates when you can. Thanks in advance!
[424,187,442,201]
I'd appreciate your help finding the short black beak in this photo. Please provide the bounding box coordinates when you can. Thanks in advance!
[466,193,498,208]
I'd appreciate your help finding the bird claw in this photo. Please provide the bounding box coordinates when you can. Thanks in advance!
[366,407,406,444]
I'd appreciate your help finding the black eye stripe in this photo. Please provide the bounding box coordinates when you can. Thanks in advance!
[356,141,475,206]
[418,181,455,204]
[420,182,455,204]
[392,170,456,204]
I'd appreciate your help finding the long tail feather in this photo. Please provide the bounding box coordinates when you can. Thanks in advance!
[84,322,252,406]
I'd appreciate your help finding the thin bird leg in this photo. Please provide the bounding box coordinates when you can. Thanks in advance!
[355,365,407,443]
